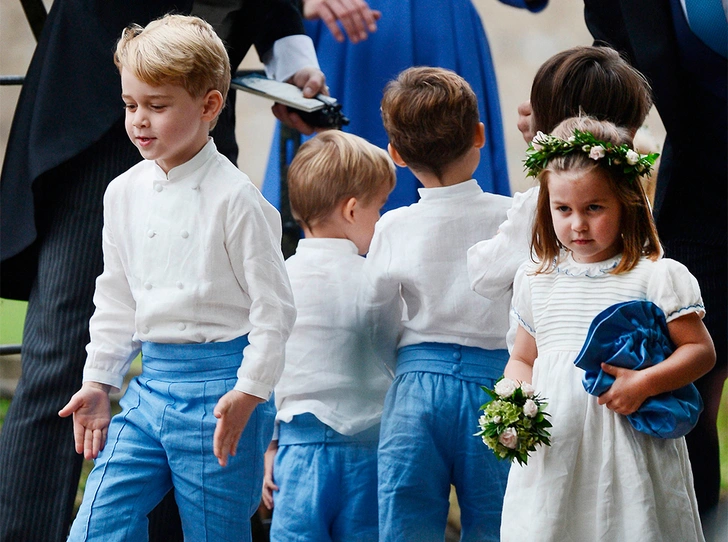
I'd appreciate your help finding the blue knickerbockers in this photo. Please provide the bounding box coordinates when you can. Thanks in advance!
[68,336,275,541]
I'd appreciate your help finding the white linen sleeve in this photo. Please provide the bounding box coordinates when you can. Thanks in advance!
[227,189,296,399]
[468,186,538,299]
[647,258,706,323]
[358,222,404,378]
[262,34,320,82]
[83,193,140,391]
[511,263,536,338]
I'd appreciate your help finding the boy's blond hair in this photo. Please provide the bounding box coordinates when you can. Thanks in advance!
[287,131,396,231]
[380,67,479,179]
[114,14,230,127]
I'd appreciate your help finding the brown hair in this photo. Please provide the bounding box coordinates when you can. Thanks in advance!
[380,67,479,179]
[287,131,396,231]
[532,117,661,274]
[530,46,652,135]
[114,14,230,129]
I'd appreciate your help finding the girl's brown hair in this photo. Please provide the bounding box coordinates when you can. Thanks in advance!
[532,117,661,274]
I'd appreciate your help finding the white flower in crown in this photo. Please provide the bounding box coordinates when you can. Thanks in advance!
[589,145,606,160]
[494,378,518,398]
[531,131,549,151]
[523,399,539,418]
[625,149,640,165]
[499,427,519,449]
[520,382,535,398]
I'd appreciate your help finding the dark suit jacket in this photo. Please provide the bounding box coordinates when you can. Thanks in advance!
[0,0,305,292]
[583,0,727,244]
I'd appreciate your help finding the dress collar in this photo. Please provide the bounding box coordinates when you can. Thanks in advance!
[295,238,359,255]
[554,251,622,277]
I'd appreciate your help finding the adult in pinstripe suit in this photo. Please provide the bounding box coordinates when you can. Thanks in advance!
[0,1,322,539]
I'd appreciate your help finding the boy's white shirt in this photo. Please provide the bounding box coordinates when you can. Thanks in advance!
[358,179,513,373]
[83,139,296,399]
[467,185,538,300]
[274,238,391,437]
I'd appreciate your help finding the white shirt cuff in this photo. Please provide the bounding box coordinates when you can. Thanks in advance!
[262,35,319,82]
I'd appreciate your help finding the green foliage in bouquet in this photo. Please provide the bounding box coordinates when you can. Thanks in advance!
[475,377,552,466]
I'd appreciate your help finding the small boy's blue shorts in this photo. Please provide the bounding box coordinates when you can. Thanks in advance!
[68,336,275,542]
[270,413,379,542]
[378,342,510,542]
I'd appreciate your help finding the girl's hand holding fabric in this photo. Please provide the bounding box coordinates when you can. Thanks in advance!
[212,390,262,467]
[596,363,651,415]
[58,382,111,460]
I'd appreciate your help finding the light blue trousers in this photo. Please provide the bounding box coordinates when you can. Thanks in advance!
[378,343,510,542]
[68,336,275,542]
[270,413,380,542]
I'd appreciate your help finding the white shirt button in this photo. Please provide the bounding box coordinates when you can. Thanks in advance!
[141,326,150,334]
[176,281,184,289]
[180,230,189,239]
[154,184,163,192]
[144,282,152,290]
[178,323,186,331]
[147,230,155,238]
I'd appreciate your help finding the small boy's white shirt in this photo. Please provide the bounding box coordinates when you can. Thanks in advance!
[359,179,513,373]
[275,238,391,437]
[467,185,538,299]
[84,139,296,399]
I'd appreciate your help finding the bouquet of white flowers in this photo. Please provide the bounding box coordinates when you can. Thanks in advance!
[475,377,552,465]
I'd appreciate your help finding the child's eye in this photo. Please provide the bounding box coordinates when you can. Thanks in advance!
[124,104,137,112]
[150,104,166,111]
[555,205,570,213]
[587,204,603,212]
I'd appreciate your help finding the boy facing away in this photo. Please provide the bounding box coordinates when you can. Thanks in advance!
[262,131,395,542]
[358,67,513,542]
[59,15,296,541]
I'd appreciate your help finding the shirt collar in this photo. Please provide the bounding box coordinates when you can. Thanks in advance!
[295,238,359,255]
[152,138,217,182]
[416,179,482,201]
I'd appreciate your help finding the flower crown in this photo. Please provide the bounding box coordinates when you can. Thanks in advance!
[524,129,659,182]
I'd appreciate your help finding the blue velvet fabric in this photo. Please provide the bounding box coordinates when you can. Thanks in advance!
[573,300,703,439]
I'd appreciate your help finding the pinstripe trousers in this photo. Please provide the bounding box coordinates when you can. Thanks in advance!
[666,239,728,513]
[0,119,184,542]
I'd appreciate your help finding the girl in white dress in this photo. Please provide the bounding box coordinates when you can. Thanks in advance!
[500,116,715,541]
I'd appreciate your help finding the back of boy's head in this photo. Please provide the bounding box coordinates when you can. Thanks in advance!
[287,131,396,231]
[114,14,230,109]
[530,46,652,136]
[533,116,660,274]
[381,67,479,178]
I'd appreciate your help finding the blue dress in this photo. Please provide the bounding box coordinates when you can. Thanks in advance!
[262,0,546,213]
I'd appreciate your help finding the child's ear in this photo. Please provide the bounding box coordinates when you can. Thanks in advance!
[473,122,486,149]
[201,90,224,121]
[387,143,407,168]
[341,197,358,224]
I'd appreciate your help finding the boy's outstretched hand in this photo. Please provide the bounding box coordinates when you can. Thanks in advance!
[213,390,262,467]
[58,382,112,460]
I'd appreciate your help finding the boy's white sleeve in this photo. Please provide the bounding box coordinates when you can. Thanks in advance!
[263,35,319,82]
[467,186,538,299]
[358,222,403,378]
[227,190,296,400]
[83,191,140,391]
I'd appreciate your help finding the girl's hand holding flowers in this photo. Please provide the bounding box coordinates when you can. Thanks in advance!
[476,377,552,465]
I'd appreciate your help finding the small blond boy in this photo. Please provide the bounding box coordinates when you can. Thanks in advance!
[60,15,295,541]
[359,67,513,541]
[262,131,395,542]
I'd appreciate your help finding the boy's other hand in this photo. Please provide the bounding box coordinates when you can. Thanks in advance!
[262,440,279,510]
[213,390,262,467]
[58,382,112,460]
[303,0,381,43]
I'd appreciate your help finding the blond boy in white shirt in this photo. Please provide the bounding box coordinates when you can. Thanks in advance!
[262,131,395,542]
[359,67,513,542]
[59,15,296,541]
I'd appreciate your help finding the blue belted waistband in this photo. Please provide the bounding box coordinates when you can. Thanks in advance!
[396,342,507,383]
[278,413,380,446]
[140,335,248,382]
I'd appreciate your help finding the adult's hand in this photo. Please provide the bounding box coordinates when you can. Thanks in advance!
[272,66,328,135]
[517,100,536,143]
[303,0,381,43]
